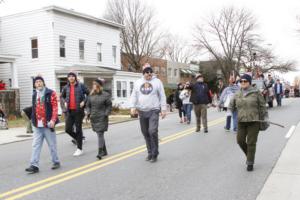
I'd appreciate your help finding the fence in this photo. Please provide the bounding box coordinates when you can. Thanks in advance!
[0,89,20,117]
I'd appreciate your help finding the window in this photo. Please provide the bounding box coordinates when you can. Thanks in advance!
[31,38,38,59]
[161,68,166,76]
[97,43,102,62]
[116,81,127,98]
[59,36,66,58]
[112,45,117,64]
[130,82,134,95]
[79,40,85,60]
[154,66,160,74]
[168,68,172,77]
[174,69,178,77]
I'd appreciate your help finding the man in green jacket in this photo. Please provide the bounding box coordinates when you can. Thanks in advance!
[230,74,267,171]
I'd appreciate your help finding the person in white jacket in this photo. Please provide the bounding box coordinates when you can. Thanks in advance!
[180,82,193,124]
[130,63,167,163]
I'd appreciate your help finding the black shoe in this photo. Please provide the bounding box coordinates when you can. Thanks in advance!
[204,129,208,133]
[145,155,152,161]
[247,165,254,172]
[71,139,77,145]
[195,127,200,132]
[25,165,39,174]
[102,143,108,156]
[97,148,104,160]
[150,156,158,163]
[51,162,61,170]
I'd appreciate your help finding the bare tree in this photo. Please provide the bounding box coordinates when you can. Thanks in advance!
[194,7,258,81]
[242,40,297,74]
[159,34,197,63]
[104,0,163,70]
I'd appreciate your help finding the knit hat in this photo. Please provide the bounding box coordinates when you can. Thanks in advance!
[67,71,77,80]
[94,78,104,86]
[33,76,45,84]
[142,63,153,74]
[240,74,252,84]
[195,73,203,80]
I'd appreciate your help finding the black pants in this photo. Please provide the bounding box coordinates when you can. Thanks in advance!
[139,110,160,157]
[178,106,186,118]
[237,122,260,165]
[65,110,84,150]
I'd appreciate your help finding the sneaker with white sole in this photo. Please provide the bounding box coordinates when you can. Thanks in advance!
[73,149,83,156]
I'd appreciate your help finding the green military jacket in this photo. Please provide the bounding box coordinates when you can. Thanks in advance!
[230,86,267,123]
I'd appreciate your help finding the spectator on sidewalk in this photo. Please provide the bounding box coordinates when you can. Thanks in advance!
[174,83,186,123]
[167,91,175,112]
[274,79,283,106]
[86,78,112,160]
[180,82,193,124]
[0,104,8,130]
[218,76,239,132]
[130,63,167,163]
[229,74,267,172]
[190,74,212,133]
[61,72,89,157]
[25,75,60,174]
[21,106,33,133]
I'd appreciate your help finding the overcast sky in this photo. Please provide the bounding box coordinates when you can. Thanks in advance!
[1,0,300,82]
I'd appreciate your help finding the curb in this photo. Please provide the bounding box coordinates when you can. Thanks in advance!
[256,121,300,200]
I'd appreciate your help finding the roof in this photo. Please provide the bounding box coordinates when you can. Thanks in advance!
[1,5,124,29]
[0,54,20,63]
[55,65,117,75]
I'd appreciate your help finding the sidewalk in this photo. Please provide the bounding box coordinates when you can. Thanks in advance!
[0,115,134,145]
[257,121,300,200]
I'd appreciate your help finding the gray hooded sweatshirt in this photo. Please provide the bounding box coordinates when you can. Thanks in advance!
[130,75,167,112]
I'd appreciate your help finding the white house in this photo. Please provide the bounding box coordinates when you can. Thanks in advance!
[0,5,141,110]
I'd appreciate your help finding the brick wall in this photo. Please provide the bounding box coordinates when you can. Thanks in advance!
[121,54,168,84]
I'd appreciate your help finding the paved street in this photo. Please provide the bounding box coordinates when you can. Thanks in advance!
[0,98,299,200]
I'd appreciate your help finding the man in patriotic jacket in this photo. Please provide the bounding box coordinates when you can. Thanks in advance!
[25,75,60,174]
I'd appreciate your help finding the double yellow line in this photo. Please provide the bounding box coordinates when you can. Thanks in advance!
[0,117,225,200]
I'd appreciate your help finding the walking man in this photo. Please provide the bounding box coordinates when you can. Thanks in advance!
[190,74,212,133]
[61,72,89,156]
[274,79,283,106]
[130,63,167,163]
[25,75,60,174]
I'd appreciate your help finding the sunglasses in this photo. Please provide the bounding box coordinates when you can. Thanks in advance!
[240,80,249,83]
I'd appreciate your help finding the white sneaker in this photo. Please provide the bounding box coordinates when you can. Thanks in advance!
[73,149,83,156]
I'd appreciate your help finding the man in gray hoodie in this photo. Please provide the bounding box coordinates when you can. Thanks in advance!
[130,63,167,163]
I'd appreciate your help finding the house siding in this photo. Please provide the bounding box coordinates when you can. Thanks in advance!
[0,10,55,109]
[0,8,122,110]
[52,11,121,70]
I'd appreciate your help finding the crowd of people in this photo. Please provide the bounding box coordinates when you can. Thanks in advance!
[22,63,284,174]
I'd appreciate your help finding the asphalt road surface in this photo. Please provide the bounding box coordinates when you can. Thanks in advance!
[0,98,299,200]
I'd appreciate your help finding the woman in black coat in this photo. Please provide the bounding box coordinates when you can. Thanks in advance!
[86,79,112,160]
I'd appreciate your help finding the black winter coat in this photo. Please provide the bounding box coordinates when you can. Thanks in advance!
[190,82,212,105]
[86,91,112,132]
[61,82,89,112]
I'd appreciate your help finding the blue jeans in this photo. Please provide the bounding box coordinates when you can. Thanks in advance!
[183,104,193,122]
[30,127,60,167]
[225,111,238,131]
[275,94,282,106]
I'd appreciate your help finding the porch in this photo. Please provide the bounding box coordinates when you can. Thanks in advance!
[0,54,19,89]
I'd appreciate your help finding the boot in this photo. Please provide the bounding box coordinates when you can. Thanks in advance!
[247,164,254,172]
[97,148,104,160]
[102,143,108,156]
